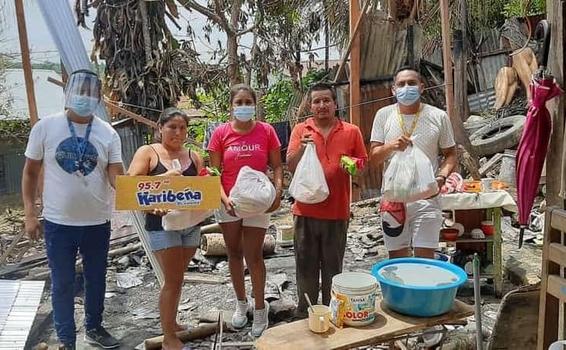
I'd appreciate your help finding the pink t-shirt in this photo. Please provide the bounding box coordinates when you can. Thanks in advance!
[208,121,281,195]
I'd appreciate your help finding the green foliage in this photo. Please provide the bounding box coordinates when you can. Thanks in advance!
[503,0,546,17]
[188,121,206,145]
[184,140,207,157]
[0,119,31,143]
[261,77,295,123]
[262,69,329,123]
[195,86,230,122]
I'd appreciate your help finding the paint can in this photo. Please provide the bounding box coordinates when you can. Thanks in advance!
[276,225,294,247]
[331,272,378,327]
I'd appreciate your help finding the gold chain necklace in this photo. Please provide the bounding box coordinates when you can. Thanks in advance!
[397,106,421,137]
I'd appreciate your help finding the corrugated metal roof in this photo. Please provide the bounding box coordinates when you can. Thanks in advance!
[360,16,422,79]
[468,89,496,114]
[474,54,508,91]
[0,280,45,349]
[426,29,509,93]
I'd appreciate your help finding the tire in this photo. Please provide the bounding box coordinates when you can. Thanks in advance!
[464,116,494,135]
[470,115,526,156]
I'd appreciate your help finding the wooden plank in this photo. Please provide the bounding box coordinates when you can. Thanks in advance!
[332,0,370,84]
[184,272,226,285]
[549,243,566,266]
[349,0,362,202]
[255,300,473,350]
[439,0,454,121]
[144,323,218,350]
[349,0,361,128]
[453,29,466,118]
[551,208,566,232]
[493,207,503,297]
[15,0,38,126]
[104,100,158,129]
[538,208,561,350]
[0,230,25,265]
[546,0,564,207]
[547,275,566,301]
[478,153,504,176]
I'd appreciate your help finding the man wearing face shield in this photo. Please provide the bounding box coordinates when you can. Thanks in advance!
[370,66,458,259]
[22,70,123,349]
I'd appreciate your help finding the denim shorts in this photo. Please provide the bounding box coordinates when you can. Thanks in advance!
[148,226,201,251]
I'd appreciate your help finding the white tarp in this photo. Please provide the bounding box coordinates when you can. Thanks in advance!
[36,0,108,120]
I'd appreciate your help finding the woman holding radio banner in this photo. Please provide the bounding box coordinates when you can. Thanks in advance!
[128,107,204,350]
[208,84,283,337]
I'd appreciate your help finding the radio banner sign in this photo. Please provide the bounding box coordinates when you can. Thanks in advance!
[115,176,221,211]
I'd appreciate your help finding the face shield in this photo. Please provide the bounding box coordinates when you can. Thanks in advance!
[64,70,102,117]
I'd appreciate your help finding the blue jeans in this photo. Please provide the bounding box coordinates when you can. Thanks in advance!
[44,220,111,345]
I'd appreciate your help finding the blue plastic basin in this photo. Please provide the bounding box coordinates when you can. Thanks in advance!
[371,258,467,317]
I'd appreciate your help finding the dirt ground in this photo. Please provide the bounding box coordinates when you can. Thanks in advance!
[6,198,540,350]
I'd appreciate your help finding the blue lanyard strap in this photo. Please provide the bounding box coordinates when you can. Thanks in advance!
[67,117,93,166]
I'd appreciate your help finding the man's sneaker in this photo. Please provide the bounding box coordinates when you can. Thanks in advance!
[84,326,120,349]
[231,299,249,329]
[251,301,270,337]
[58,344,76,350]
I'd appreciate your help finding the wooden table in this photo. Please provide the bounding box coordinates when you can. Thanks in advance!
[255,300,474,350]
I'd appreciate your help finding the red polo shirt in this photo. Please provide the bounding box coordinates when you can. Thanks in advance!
[287,118,368,220]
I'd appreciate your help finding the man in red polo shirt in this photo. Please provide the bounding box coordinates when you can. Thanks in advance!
[287,83,368,317]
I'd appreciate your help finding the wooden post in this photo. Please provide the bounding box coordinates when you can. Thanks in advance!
[454,0,470,121]
[548,0,565,207]
[15,0,39,126]
[440,0,479,178]
[439,0,454,119]
[349,0,361,128]
[349,0,362,202]
[453,30,468,122]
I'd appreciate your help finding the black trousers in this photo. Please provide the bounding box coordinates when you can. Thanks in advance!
[294,215,348,314]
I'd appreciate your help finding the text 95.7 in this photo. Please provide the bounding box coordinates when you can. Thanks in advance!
[137,181,163,191]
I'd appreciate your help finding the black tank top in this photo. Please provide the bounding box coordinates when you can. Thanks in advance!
[145,146,197,231]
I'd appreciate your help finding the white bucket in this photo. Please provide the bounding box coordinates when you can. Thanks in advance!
[277,225,294,247]
[331,272,378,327]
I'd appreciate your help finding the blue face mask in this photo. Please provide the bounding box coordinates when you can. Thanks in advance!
[233,105,255,122]
[68,95,99,117]
[395,85,421,106]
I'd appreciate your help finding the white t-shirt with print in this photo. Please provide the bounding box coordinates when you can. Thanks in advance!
[370,103,456,171]
[25,113,123,226]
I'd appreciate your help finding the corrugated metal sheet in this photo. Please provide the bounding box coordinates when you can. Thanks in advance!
[116,124,146,168]
[0,280,45,349]
[474,54,508,91]
[468,88,496,114]
[360,15,423,79]
[477,29,502,53]
[0,146,25,196]
[427,29,509,92]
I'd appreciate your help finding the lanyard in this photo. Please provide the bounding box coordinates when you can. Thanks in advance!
[397,106,421,137]
[67,117,93,169]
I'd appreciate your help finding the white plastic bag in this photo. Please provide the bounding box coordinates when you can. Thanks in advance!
[229,166,276,218]
[382,145,438,203]
[162,209,213,231]
[288,143,329,204]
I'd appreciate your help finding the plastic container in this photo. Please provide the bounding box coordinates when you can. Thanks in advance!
[308,305,331,333]
[371,258,467,317]
[481,220,495,236]
[441,228,459,241]
[331,272,378,327]
[277,225,294,247]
